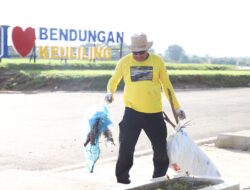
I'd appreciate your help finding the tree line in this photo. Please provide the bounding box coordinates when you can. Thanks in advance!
[160,44,250,66]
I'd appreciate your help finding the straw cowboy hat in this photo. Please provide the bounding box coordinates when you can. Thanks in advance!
[128,33,153,52]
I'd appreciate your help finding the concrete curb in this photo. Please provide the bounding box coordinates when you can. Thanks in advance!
[196,136,217,146]
[50,149,154,173]
[215,131,250,151]
[51,137,217,173]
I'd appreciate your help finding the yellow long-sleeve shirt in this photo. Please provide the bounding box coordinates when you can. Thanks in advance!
[107,53,180,113]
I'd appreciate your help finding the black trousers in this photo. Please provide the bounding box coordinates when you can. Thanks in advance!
[115,107,169,180]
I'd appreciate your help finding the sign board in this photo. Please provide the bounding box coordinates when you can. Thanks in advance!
[0,25,124,60]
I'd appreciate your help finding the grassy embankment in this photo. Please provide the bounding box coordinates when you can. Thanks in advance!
[0,59,250,91]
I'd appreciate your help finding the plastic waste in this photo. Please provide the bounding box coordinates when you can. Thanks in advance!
[83,104,114,173]
[167,123,221,177]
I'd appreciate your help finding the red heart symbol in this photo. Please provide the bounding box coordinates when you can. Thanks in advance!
[12,26,36,57]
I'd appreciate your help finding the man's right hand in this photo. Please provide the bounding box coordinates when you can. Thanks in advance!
[104,93,113,103]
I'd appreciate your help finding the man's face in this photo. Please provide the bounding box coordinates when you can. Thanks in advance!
[132,51,148,62]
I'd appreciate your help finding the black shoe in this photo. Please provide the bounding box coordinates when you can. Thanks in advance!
[117,178,131,184]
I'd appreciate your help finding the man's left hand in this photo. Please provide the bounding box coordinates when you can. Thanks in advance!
[176,109,186,120]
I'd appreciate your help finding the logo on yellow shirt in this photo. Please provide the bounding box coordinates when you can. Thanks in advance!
[130,66,153,82]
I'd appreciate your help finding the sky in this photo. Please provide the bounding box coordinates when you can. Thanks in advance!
[1,0,250,57]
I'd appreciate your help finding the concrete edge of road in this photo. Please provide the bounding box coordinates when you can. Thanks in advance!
[51,136,217,173]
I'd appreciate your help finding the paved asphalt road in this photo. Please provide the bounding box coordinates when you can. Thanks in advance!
[0,88,249,171]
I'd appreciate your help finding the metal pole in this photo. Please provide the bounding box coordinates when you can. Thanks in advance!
[119,42,123,58]
[0,27,1,62]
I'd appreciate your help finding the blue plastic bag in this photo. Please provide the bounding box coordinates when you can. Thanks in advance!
[83,104,113,173]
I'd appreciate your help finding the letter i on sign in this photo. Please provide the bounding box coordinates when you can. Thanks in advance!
[0,25,10,58]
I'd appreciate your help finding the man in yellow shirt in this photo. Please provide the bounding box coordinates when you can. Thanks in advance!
[105,33,186,184]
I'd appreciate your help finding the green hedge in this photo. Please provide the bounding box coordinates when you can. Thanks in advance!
[1,67,249,91]
[0,62,236,71]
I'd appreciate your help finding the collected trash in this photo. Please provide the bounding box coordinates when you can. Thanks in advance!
[164,88,221,178]
[83,104,114,173]
[167,122,221,177]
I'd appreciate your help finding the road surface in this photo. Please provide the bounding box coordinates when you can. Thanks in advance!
[0,88,249,171]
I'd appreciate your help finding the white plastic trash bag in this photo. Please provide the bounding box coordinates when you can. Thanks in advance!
[167,126,221,177]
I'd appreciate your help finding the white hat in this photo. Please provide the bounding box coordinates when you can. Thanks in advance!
[128,33,153,52]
